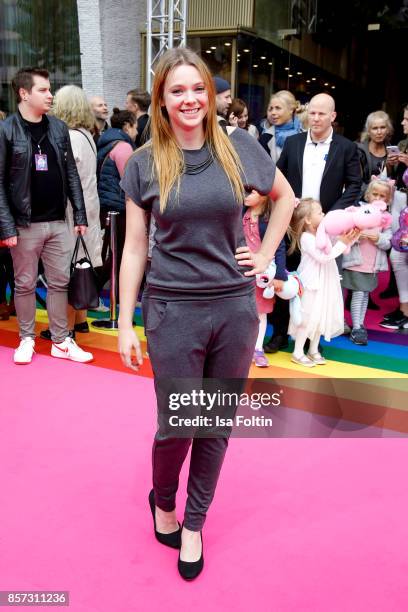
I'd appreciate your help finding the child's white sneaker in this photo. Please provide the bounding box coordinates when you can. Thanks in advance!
[51,337,93,363]
[14,337,35,365]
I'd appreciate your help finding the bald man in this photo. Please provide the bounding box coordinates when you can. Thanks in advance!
[264,93,361,354]
[89,95,109,138]
[277,93,361,213]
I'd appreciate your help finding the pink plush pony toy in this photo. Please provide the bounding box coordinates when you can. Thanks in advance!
[316,201,392,254]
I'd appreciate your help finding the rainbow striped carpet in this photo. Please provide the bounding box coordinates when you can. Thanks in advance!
[1,271,407,435]
[1,294,406,379]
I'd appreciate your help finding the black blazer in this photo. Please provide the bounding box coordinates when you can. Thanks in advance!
[277,132,362,213]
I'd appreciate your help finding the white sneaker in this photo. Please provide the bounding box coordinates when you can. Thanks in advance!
[14,337,35,365]
[51,337,93,363]
[90,298,110,313]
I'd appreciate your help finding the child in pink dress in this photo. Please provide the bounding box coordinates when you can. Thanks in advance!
[243,190,288,367]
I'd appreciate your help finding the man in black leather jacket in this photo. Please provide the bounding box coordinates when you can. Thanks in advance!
[0,67,93,364]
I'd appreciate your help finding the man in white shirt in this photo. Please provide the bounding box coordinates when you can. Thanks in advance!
[264,94,361,353]
[302,97,335,200]
[277,93,361,213]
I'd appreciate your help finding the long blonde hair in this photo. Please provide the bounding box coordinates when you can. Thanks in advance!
[147,47,244,212]
[52,85,95,131]
[287,198,317,254]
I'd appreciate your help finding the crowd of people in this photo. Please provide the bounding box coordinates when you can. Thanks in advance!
[0,65,407,368]
[0,50,407,581]
[0,70,151,362]
[213,80,408,363]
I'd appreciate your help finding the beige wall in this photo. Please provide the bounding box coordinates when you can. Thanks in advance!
[188,0,254,30]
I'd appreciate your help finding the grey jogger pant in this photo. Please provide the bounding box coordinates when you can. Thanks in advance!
[11,221,71,343]
[143,291,259,531]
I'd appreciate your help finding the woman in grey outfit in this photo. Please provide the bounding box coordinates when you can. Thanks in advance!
[118,48,294,580]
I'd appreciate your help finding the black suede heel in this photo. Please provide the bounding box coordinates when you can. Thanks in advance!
[178,528,204,580]
[148,489,181,549]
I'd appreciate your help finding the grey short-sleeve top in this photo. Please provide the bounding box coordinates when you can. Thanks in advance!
[120,128,276,298]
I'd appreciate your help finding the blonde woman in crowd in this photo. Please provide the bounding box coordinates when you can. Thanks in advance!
[44,85,103,337]
[358,110,393,189]
[258,90,302,162]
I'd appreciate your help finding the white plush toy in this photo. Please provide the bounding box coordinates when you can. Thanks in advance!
[256,263,303,326]
[256,260,276,299]
[277,272,303,327]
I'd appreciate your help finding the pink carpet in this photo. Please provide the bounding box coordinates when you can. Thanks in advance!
[1,346,408,611]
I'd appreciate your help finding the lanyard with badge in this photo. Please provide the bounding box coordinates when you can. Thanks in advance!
[32,132,48,171]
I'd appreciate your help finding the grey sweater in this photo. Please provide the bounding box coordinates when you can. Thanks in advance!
[121,128,276,298]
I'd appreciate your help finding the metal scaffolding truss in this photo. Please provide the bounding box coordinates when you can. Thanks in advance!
[146,0,188,92]
[290,0,318,34]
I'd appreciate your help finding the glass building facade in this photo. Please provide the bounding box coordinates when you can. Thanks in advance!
[0,0,81,114]
[187,31,358,136]
[186,0,408,140]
